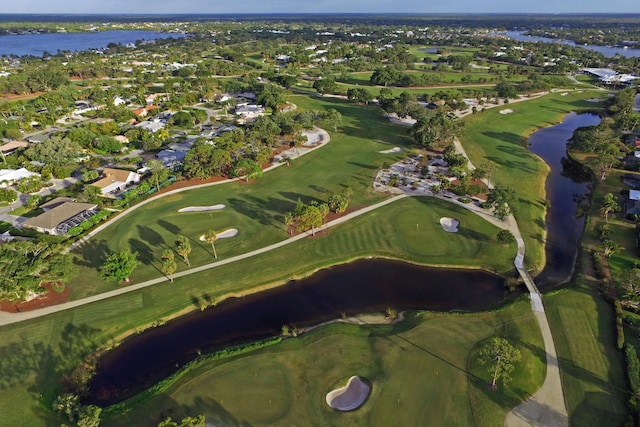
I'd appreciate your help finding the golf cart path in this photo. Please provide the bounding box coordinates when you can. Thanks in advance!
[0,194,408,326]
[453,134,567,426]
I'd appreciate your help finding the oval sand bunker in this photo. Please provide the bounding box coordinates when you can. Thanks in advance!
[178,204,225,213]
[440,217,459,233]
[326,376,371,411]
[198,229,238,241]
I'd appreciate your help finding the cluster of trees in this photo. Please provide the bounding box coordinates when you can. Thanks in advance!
[608,88,640,133]
[0,240,75,301]
[53,393,101,427]
[568,123,625,181]
[409,110,462,149]
[484,185,518,220]
[284,188,352,236]
[0,67,68,95]
[183,109,334,181]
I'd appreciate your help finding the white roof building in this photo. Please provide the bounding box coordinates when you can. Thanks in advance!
[0,167,39,186]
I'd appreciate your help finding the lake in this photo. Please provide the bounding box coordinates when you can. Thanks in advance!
[87,259,507,406]
[504,30,640,59]
[528,112,601,285]
[0,30,186,57]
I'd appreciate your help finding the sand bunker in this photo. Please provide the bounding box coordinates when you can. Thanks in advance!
[198,228,238,241]
[379,147,403,154]
[499,109,514,114]
[440,217,459,233]
[586,98,603,103]
[178,204,225,213]
[326,376,371,411]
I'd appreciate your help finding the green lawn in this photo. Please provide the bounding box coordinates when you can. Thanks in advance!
[459,90,606,271]
[101,301,543,427]
[545,283,627,426]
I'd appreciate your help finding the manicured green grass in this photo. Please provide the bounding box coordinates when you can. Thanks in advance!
[545,283,627,426]
[101,301,543,427]
[69,96,413,299]
[459,90,605,271]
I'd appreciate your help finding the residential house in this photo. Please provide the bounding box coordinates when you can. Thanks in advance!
[626,189,640,217]
[133,105,160,118]
[91,168,141,196]
[25,133,49,144]
[23,202,97,235]
[40,196,77,211]
[0,167,39,187]
[113,96,127,106]
[135,120,165,133]
[0,140,28,156]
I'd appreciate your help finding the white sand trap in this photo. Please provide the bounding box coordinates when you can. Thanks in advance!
[561,92,569,96]
[326,376,371,411]
[379,147,403,154]
[178,204,225,213]
[499,109,514,115]
[440,217,459,233]
[586,98,603,103]
[199,228,238,241]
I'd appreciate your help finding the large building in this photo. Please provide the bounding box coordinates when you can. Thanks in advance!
[581,68,639,86]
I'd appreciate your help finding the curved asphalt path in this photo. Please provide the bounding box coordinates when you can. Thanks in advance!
[0,194,407,326]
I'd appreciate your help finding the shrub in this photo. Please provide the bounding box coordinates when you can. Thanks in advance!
[0,188,17,203]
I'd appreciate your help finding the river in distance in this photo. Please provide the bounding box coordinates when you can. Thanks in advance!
[0,30,186,57]
[504,30,640,58]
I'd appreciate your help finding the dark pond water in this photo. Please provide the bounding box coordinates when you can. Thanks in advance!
[87,259,506,406]
[0,30,186,57]
[528,112,601,285]
[504,30,640,59]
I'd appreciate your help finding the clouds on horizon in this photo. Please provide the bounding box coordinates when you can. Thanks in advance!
[3,0,640,14]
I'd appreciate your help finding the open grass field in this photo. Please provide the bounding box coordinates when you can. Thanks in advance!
[459,90,606,272]
[100,301,543,427]
[544,282,627,426]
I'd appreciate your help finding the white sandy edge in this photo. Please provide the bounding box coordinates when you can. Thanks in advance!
[379,146,403,154]
[326,376,371,411]
[178,204,225,213]
[199,228,238,241]
[586,98,603,103]
[499,109,514,114]
[440,217,459,233]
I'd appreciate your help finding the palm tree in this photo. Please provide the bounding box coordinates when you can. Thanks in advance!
[284,212,295,235]
[176,235,191,266]
[203,230,218,259]
[600,193,620,222]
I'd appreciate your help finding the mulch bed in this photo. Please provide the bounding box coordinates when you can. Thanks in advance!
[0,282,70,313]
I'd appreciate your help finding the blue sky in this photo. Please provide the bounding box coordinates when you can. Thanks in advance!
[3,0,640,14]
